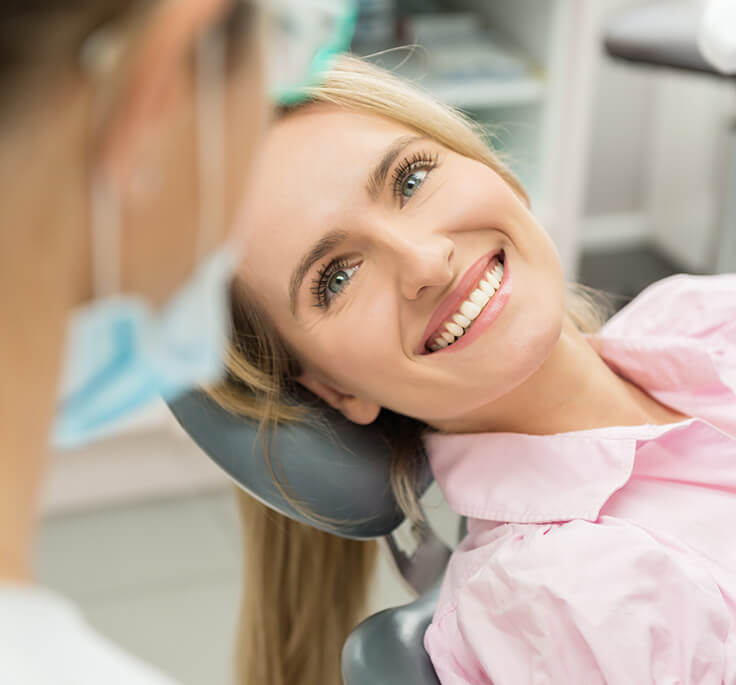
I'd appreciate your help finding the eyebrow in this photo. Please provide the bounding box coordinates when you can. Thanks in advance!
[366,135,423,200]
[289,229,349,315]
[289,135,424,316]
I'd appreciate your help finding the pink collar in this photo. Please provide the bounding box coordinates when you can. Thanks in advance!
[425,330,735,524]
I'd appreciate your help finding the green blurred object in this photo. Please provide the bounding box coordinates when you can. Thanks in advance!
[270,0,358,105]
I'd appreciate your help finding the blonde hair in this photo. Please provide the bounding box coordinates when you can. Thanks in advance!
[210,54,610,685]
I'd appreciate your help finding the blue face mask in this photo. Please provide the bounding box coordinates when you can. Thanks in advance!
[53,27,238,450]
[52,247,237,450]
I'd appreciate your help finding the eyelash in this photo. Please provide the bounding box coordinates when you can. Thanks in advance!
[310,150,440,309]
[391,150,439,203]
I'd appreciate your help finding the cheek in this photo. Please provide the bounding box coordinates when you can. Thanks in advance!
[487,251,565,393]
[509,287,564,367]
[450,161,519,215]
[296,294,401,391]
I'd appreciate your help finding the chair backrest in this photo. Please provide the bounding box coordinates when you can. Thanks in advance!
[167,388,433,538]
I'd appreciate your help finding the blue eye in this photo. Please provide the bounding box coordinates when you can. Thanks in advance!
[402,169,428,198]
[328,268,352,294]
[392,151,439,206]
[313,260,360,308]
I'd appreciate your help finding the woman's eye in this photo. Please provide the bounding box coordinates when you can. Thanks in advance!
[401,169,428,199]
[328,269,351,294]
[392,151,439,207]
[318,262,360,307]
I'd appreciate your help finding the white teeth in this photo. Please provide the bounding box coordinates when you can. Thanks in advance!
[486,271,500,289]
[426,257,505,352]
[478,279,494,295]
[453,313,471,328]
[469,289,490,307]
[446,322,464,337]
[460,300,482,320]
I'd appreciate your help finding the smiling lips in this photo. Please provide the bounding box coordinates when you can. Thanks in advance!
[421,250,507,354]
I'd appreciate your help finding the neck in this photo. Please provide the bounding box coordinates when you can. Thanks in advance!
[436,316,687,436]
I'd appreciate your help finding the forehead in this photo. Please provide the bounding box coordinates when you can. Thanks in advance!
[249,106,417,212]
[238,107,415,295]
[250,105,419,211]
[264,105,415,169]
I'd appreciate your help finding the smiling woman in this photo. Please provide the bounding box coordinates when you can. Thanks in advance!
[207,55,610,685]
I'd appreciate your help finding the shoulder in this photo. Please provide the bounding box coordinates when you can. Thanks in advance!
[434,517,728,638]
[602,273,736,341]
[430,520,599,634]
[427,519,731,684]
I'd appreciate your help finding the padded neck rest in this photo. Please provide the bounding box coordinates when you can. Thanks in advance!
[167,389,433,539]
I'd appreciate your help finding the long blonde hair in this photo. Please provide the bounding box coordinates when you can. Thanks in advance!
[209,54,609,685]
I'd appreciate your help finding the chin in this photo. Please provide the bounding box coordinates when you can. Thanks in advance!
[417,313,562,427]
[485,282,565,400]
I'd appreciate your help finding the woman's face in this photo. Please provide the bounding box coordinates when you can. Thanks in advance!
[238,105,566,431]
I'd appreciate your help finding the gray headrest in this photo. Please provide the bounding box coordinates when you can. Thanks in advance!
[167,390,433,539]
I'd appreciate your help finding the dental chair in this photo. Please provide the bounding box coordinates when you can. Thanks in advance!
[168,389,449,685]
[604,0,736,273]
[166,13,735,685]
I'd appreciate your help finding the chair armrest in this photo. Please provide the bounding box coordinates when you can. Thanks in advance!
[342,583,442,685]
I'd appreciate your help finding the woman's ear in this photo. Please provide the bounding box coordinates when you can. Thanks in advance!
[297,373,381,425]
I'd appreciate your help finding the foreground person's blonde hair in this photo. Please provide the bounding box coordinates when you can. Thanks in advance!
[209,55,609,685]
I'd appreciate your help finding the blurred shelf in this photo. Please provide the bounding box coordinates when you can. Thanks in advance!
[361,10,545,111]
[419,74,545,109]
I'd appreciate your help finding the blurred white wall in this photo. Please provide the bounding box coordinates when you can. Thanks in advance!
[581,0,736,270]
[646,73,736,270]
[585,38,654,216]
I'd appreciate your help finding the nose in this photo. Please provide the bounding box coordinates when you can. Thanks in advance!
[389,231,455,301]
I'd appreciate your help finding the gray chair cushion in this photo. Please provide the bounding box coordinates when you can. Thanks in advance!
[342,582,442,685]
[604,1,725,77]
[167,389,433,539]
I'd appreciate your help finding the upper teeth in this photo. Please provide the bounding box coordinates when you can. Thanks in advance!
[427,260,504,352]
